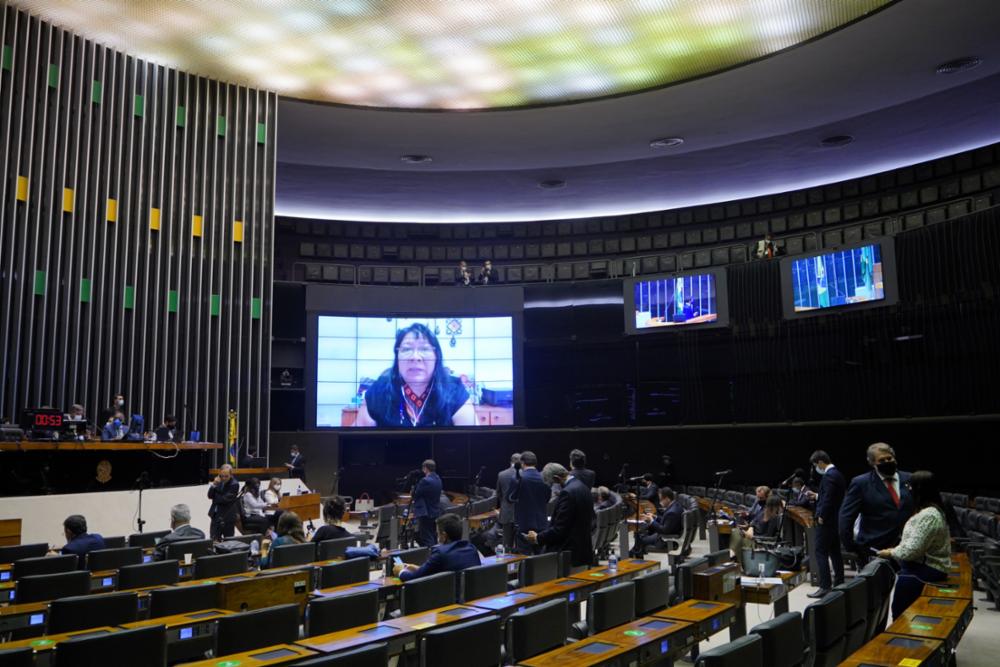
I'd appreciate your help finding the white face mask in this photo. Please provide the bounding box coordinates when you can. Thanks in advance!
[815,465,827,475]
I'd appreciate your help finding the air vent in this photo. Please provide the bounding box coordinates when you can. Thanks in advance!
[936,56,982,74]
[649,137,684,149]
[538,179,566,189]
[820,135,854,148]
[400,154,432,164]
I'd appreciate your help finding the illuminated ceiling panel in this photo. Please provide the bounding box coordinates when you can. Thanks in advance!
[13,0,894,109]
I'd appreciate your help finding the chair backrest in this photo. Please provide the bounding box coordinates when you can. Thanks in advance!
[306,589,379,636]
[834,578,869,657]
[215,603,301,655]
[805,590,847,667]
[696,634,763,667]
[505,598,568,664]
[15,570,90,603]
[588,581,635,634]
[460,562,508,602]
[194,552,248,579]
[320,557,371,589]
[48,591,139,633]
[127,530,171,548]
[163,538,213,561]
[148,582,218,618]
[268,541,317,568]
[101,536,127,549]
[706,549,732,566]
[520,552,559,586]
[117,560,180,590]
[0,543,48,564]
[634,568,672,616]
[12,554,78,580]
[420,615,501,667]
[54,624,167,667]
[401,571,457,615]
[857,559,894,640]
[749,612,804,667]
[394,546,430,566]
[317,537,359,560]
[228,533,263,545]
[688,486,706,497]
[679,510,698,554]
[675,556,708,602]
[293,642,388,667]
[0,647,33,667]
[557,550,573,578]
[87,546,143,571]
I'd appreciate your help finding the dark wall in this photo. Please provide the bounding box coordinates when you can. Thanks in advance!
[0,7,277,454]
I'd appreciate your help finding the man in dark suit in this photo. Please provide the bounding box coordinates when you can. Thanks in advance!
[527,463,595,567]
[787,477,816,511]
[744,486,770,525]
[569,449,596,490]
[508,451,550,555]
[638,474,659,501]
[60,515,106,568]
[208,464,241,540]
[807,450,847,597]
[411,459,443,548]
[154,415,181,443]
[632,487,684,556]
[394,513,481,581]
[285,444,306,482]
[495,453,520,551]
[839,442,914,566]
[154,504,206,561]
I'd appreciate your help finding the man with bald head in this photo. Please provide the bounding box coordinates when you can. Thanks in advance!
[208,464,240,540]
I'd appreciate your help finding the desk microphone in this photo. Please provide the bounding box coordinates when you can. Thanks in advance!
[627,475,646,483]
[714,469,733,476]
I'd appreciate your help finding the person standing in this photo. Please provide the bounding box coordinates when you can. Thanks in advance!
[807,450,847,597]
[495,453,521,552]
[285,444,306,482]
[508,451,550,555]
[569,449,596,489]
[411,459,443,548]
[208,464,240,540]
[527,463,594,567]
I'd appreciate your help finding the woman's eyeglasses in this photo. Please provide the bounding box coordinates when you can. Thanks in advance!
[397,346,436,359]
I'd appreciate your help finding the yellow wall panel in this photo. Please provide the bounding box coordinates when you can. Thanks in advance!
[192,214,203,237]
[106,198,117,222]
[150,207,161,231]
[16,176,28,202]
[62,188,74,213]
[233,220,244,243]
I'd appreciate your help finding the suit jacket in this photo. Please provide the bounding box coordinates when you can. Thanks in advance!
[839,469,914,550]
[639,483,659,502]
[814,466,847,526]
[62,533,106,568]
[496,466,518,524]
[746,499,765,524]
[398,539,481,581]
[208,478,241,522]
[287,453,306,481]
[537,476,594,566]
[153,524,206,561]
[412,472,443,519]
[648,501,684,536]
[571,467,596,490]
[509,468,550,532]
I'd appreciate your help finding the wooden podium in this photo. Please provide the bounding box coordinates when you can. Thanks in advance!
[279,493,321,522]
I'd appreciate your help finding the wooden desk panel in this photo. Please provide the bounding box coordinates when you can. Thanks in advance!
[278,493,321,521]
[906,596,971,620]
[122,608,233,630]
[467,577,596,620]
[217,570,311,612]
[653,599,739,639]
[313,576,402,600]
[179,643,317,666]
[569,559,658,584]
[921,575,973,600]
[0,601,48,633]
[594,616,698,663]
[519,637,633,666]
[839,632,945,667]
[888,608,960,645]
[0,518,22,547]
[0,626,122,659]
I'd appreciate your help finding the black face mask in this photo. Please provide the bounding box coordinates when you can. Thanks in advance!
[875,461,897,477]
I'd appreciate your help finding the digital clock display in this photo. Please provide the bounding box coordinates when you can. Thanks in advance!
[34,413,63,428]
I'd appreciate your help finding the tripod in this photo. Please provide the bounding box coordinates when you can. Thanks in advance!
[135,472,151,533]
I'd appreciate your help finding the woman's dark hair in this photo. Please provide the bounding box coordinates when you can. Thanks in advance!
[323,496,346,523]
[245,477,260,496]
[388,322,451,422]
[763,494,783,521]
[276,511,306,543]
[909,470,961,535]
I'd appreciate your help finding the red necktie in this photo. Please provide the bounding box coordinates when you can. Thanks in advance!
[885,478,900,508]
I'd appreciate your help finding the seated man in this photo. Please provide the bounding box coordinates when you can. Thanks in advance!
[787,477,816,511]
[153,414,181,443]
[101,411,128,441]
[153,504,206,561]
[744,486,771,525]
[638,473,659,501]
[594,486,617,511]
[60,515,106,568]
[393,513,480,582]
[631,487,684,556]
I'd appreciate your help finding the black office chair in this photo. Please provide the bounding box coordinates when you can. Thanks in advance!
[12,554,78,580]
[148,582,218,618]
[194,552,248,579]
[634,568,672,616]
[804,590,847,667]
[749,612,805,667]
[87,546,143,571]
[317,537,359,560]
[420,615,502,667]
[857,558,894,639]
[319,557,371,589]
[163,538,214,561]
[228,533,263,546]
[518,552,559,586]
[54,624,167,667]
[117,560,180,590]
[294,642,388,666]
[48,591,140,633]
[0,543,48,564]
[460,562,508,602]
[505,598,568,664]
[306,589,379,636]
[401,571,457,615]
[706,549,732,566]
[127,530,171,548]
[15,570,90,603]
[268,542,317,568]
[102,535,128,549]
[0,647,33,667]
[215,603,300,655]
[834,578,869,657]
[573,581,635,638]
[557,550,573,577]
[695,634,763,667]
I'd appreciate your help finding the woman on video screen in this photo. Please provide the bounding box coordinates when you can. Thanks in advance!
[355,323,477,427]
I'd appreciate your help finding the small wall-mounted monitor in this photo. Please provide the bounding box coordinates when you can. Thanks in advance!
[780,238,898,319]
[624,268,729,334]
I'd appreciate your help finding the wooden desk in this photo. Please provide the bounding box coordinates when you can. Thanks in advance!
[0,518,22,547]
[313,576,403,601]
[740,569,807,615]
[278,493,321,522]
[479,552,526,576]
[179,643,317,667]
[0,600,48,633]
[569,559,658,586]
[296,604,490,657]
[888,607,963,654]
[0,563,11,582]
[467,577,597,622]
[840,632,946,667]
[921,574,973,600]
[653,599,740,641]
[520,637,633,666]
[122,609,233,663]
[907,596,972,621]
[0,626,122,667]
[583,616,697,666]
[217,570,311,612]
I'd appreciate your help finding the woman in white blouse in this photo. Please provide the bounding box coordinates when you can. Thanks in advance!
[263,477,283,527]
[877,471,952,619]
[240,477,270,535]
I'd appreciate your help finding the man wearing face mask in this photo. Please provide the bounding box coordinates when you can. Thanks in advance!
[98,394,126,428]
[101,411,128,441]
[839,442,914,568]
[807,450,847,597]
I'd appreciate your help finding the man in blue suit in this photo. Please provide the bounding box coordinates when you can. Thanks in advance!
[508,451,550,555]
[411,459,443,548]
[395,513,481,581]
[807,450,847,597]
[839,443,914,566]
[60,515,106,568]
[631,487,685,556]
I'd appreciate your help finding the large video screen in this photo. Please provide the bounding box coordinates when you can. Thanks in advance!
[316,316,514,428]
[624,269,729,333]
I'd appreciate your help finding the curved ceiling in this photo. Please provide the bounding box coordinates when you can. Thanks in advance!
[12,0,893,110]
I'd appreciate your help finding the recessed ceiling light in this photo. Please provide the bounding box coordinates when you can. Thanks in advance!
[400,154,432,164]
[649,137,685,149]
[936,56,982,75]
[820,134,854,148]
[538,179,566,189]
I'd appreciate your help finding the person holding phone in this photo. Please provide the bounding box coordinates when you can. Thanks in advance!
[393,513,480,581]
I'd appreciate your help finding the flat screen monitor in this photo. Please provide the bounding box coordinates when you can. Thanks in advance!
[780,238,898,318]
[624,268,729,334]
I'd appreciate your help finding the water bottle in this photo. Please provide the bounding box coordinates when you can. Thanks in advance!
[757,562,765,588]
[608,549,619,573]
[495,544,505,558]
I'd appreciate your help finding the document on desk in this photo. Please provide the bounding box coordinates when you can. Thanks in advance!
[740,576,785,587]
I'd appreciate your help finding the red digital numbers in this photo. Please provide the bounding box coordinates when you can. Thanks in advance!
[34,413,63,427]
